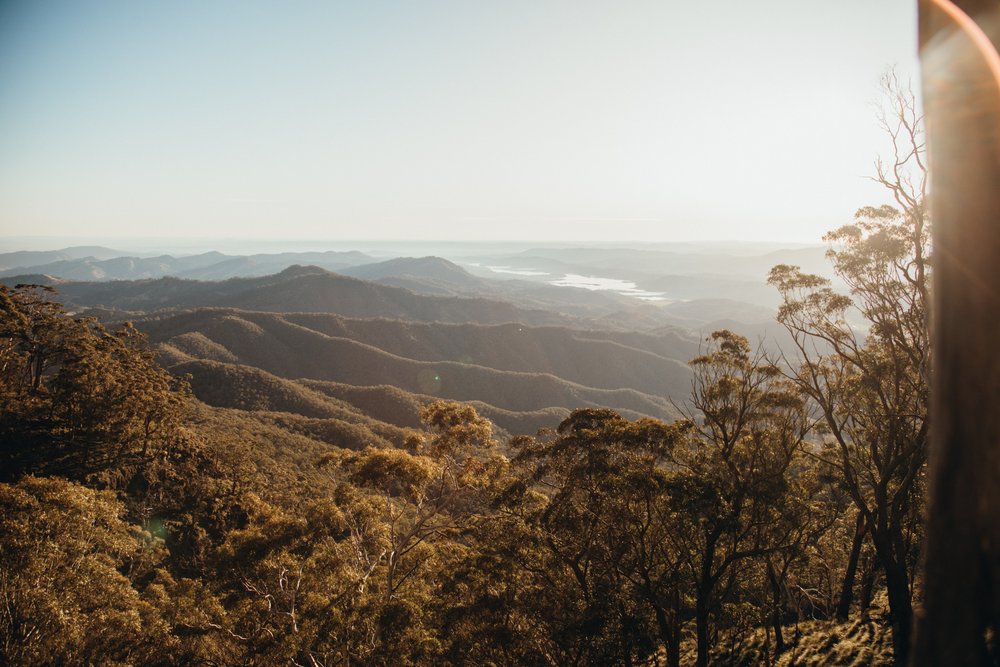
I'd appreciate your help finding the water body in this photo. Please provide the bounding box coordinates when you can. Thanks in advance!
[484,265,551,276]
[551,274,666,301]
[470,264,669,302]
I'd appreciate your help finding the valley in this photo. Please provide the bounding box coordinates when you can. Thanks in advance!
[1,241,805,437]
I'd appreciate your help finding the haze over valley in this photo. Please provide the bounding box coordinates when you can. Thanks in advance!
[1,239,813,435]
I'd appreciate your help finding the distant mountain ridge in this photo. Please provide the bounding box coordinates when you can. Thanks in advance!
[341,256,486,288]
[1,244,825,331]
[26,266,577,327]
[0,249,374,281]
[0,245,807,436]
[0,246,129,271]
[0,251,687,329]
[142,308,686,423]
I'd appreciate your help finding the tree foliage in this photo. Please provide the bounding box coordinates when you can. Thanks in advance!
[768,72,928,665]
[0,476,169,666]
[0,284,189,478]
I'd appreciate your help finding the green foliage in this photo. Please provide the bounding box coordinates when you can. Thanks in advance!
[0,476,169,666]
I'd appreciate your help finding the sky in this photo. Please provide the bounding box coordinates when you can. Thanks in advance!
[0,0,920,246]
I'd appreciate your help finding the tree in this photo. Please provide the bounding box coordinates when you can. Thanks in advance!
[313,401,504,664]
[768,73,928,665]
[338,401,502,604]
[0,285,82,420]
[501,409,689,666]
[0,284,189,478]
[675,330,809,667]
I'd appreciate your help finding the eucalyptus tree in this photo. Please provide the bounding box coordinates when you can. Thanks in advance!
[676,330,810,667]
[506,409,689,667]
[0,284,189,478]
[768,74,928,665]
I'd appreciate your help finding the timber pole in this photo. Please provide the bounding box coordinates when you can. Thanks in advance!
[914,0,1000,664]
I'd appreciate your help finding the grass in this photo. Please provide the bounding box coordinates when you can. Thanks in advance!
[673,611,894,666]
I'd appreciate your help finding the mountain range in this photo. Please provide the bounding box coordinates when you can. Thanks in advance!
[0,243,815,435]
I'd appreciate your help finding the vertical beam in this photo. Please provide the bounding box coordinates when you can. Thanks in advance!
[915,0,1000,664]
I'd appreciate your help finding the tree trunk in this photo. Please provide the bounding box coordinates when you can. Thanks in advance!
[869,524,914,664]
[915,1,1000,664]
[884,555,914,666]
[860,555,876,617]
[666,614,681,667]
[651,598,680,667]
[767,559,786,654]
[695,586,711,667]
[694,534,719,667]
[31,351,43,390]
[837,511,866,621]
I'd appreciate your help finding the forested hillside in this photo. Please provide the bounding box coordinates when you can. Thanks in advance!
[0,177,929,665]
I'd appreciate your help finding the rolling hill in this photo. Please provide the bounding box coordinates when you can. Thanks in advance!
[140,308,693,429]
[167,357,568,436]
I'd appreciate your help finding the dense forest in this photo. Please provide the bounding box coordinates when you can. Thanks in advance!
[0,84,944,666]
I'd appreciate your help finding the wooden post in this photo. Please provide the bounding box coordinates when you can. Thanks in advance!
[914,0,1000,664]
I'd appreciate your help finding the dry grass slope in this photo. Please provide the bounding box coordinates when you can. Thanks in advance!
[674,613,894,667]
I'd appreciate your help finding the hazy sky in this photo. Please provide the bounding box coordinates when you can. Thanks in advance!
[0,1,919,245]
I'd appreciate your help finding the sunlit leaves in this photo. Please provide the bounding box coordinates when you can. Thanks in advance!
[0,476,169,666]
